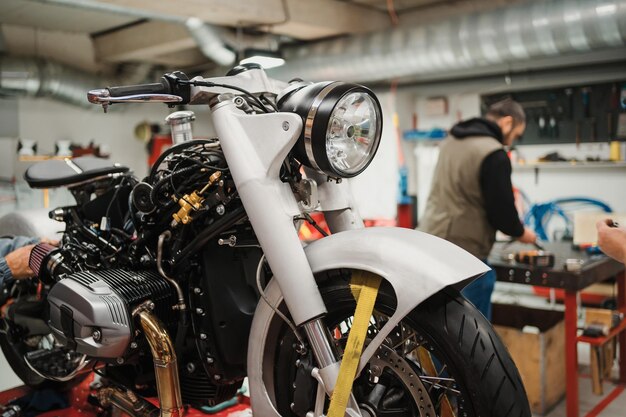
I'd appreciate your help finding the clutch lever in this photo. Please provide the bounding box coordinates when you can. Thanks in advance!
[87,89,183,112]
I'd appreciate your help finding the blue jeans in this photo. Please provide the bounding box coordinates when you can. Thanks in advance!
[461,261,496,321]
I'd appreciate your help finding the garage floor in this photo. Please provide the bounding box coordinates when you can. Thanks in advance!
[0,375,624,417]
[541,377,625,417]
[538,342,625,417]
[0,343,623,416]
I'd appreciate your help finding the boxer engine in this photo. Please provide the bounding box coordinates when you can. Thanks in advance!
[21,229,245,413]
[46,269,176,359]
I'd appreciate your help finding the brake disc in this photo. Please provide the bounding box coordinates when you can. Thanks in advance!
[369,344,437,417]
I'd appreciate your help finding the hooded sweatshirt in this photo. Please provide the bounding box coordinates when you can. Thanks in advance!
[450,118,524,238]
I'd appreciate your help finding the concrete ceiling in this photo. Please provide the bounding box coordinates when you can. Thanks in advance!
[0,0,533,76]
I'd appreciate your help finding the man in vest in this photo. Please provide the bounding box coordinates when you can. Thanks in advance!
[420,98,537,320]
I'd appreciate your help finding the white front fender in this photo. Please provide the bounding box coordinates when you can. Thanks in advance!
[248,227,489,416]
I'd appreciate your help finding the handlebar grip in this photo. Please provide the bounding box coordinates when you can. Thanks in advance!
[107,80,170,97]
[89,71,190,106]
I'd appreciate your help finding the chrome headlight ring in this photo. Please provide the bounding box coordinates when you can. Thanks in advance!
[279,81,383,178]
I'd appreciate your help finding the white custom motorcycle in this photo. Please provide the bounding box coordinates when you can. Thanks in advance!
[0,65,530,417]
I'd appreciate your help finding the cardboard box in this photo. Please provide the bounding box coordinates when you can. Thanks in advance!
[492,304,565,415]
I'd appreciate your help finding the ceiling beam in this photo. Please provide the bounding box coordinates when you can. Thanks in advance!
[152,48,209,67]
[93,21,195,63]
[93,0,391,39]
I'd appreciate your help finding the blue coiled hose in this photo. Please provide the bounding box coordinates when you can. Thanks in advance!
[524,197,612,241]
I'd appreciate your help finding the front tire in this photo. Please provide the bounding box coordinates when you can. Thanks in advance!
[270,272,530,417]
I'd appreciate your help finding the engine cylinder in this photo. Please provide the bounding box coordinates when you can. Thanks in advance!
[47,269,176,359]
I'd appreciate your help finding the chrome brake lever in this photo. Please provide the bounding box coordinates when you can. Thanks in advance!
[87,89,183,112]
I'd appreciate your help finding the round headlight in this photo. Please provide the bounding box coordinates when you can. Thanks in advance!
[278,81,382,178]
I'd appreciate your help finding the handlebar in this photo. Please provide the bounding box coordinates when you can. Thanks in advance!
[88,66,289,111]
[88,71,191,110]
[107,81,170,97]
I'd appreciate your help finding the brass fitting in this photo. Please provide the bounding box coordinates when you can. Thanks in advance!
[172,171,222,226]
[172,191,203,225]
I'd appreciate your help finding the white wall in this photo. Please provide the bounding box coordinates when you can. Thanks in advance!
[348,91,399,220]
[17,98,174,178]
[414,94,481,130]
[511,143,626,213]
[16,98,218,178]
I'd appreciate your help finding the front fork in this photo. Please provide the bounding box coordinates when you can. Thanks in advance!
[210,102,364,413]
[301,169,367,414]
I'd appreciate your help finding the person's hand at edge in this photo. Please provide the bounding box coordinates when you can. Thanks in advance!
[596,219,626,263]
[4,244,37,280]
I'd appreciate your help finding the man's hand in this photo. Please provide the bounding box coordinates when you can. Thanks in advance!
[517,227,537,244]
[4,244,36,280]
[596,219,626,263]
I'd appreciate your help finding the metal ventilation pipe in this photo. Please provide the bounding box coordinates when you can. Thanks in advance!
[270,0,626,83]
[35,0,236,67]
[0,57,153,108]
[0,57,98,107]
[185,18,236,66]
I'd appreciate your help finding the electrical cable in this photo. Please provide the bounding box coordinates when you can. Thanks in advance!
[174,205,247,264]
[149,139,218,181]
[104,176,127,223]
[255,254,305,346]
[177,79,272,113]
[301,213,329,237]
[175,155,229,172]
[260,94,279,111]
[151,166,197,204]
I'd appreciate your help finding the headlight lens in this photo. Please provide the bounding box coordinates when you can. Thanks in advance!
[278,81,382,178]
[325,92,380,176]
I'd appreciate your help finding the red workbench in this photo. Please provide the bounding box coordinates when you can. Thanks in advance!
[490,241,626,417]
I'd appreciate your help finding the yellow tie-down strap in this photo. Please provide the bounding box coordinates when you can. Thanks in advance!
[327,270,381,417]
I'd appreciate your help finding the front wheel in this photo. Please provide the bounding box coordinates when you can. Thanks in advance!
[269,271,531,417]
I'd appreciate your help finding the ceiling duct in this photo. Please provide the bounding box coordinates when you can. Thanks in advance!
[270,0,626,83]
[0,56,149,108]
[35,0,236,67]
[185,17,236,66]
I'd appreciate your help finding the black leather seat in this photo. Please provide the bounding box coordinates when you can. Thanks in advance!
[24,156,130,189]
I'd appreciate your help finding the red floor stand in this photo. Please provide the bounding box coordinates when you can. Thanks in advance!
[0,375,252,417]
